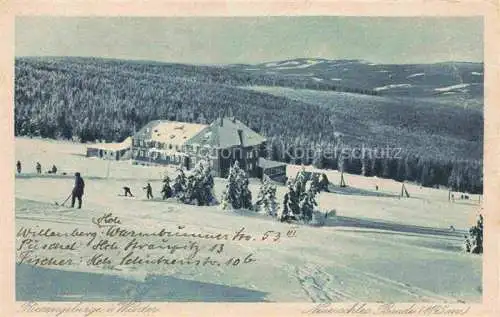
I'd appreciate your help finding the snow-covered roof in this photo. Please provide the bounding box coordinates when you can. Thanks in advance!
[258,158,286,169]
[135,120,208,146]
[185,117,266,149]
[87,137,132,151]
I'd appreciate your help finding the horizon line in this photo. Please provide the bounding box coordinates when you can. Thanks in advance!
[14,55,485,66]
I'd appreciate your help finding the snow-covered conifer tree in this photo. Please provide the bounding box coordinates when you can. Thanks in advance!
[318,173,330,192]
[221,161,242,209]
[299,180,318,222]
[464,213,483,254]
[280,180,300,221]
[183,174,196,204]
[161,176,172,200]
[256,177,278,216]
[178,160,216,206]
[196,160,215,205]
[295,167,308,194]
[239,175,253,209]
[221,161,252,210]
[173,168,187,199]
[280,176,319,223]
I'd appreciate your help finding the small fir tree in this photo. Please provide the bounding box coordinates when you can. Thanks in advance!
[221,161,252,210]
[299,180,318,222]
[173,168,187,199]
[280,172,320,223]
[464,213,483,254]
[256,177,278,216]
[180,160,216,206]
[161,176,172,199]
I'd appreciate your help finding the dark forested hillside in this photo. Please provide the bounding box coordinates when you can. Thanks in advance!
[14,57,484,193]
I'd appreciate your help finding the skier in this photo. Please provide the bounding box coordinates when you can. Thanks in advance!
[71,172,85,209]
[161,177,172,200]
[122,186,134,197]
[143,182,153,200]
[36,162,42,174]
[16,160,21,174]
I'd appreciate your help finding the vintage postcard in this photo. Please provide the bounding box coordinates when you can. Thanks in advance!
[1,0,499,316]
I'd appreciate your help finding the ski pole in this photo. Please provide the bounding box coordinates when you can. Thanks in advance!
[57,192,72,206]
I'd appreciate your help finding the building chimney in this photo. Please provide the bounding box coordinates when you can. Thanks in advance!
[237,129,243,146]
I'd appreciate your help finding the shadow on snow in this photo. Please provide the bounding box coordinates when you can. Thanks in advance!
[328,216,467,238]
[16,264,269,302]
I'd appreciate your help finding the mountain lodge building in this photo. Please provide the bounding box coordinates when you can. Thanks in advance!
[130,117,268,178]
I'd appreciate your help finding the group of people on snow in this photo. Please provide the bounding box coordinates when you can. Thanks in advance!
[16,158,176,210]
[69,174,171,209]
[121,177,173,200]
[16,160,58,175]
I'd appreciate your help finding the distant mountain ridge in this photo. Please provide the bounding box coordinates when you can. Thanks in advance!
[228,57,484,100]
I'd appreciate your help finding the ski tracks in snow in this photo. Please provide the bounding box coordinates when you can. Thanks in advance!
[331,262,457,302]
[295,264,359,302]
[293,262,458,303]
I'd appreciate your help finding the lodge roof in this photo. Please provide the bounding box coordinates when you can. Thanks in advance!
[258,158,286,169]
[185,117,266,149]
[87,137,132,151]
[134,120,208,146]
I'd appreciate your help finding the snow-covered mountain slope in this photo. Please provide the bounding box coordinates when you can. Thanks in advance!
[246,58,483,99]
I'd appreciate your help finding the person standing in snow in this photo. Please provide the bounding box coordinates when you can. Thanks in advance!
[36,162,42,174]
[71,172,85,209]
[16,160,22,174]
[143,182,153,200]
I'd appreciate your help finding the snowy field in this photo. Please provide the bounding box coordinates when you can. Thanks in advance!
[15,137,482,302]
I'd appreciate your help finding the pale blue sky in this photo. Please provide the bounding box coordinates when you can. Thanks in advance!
[15,16,483,65]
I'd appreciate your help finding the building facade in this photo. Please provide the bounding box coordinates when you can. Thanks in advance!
[257,158,287,183]
[184,117,267,178]
[131,120,207,169]
[86,137,132,161]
